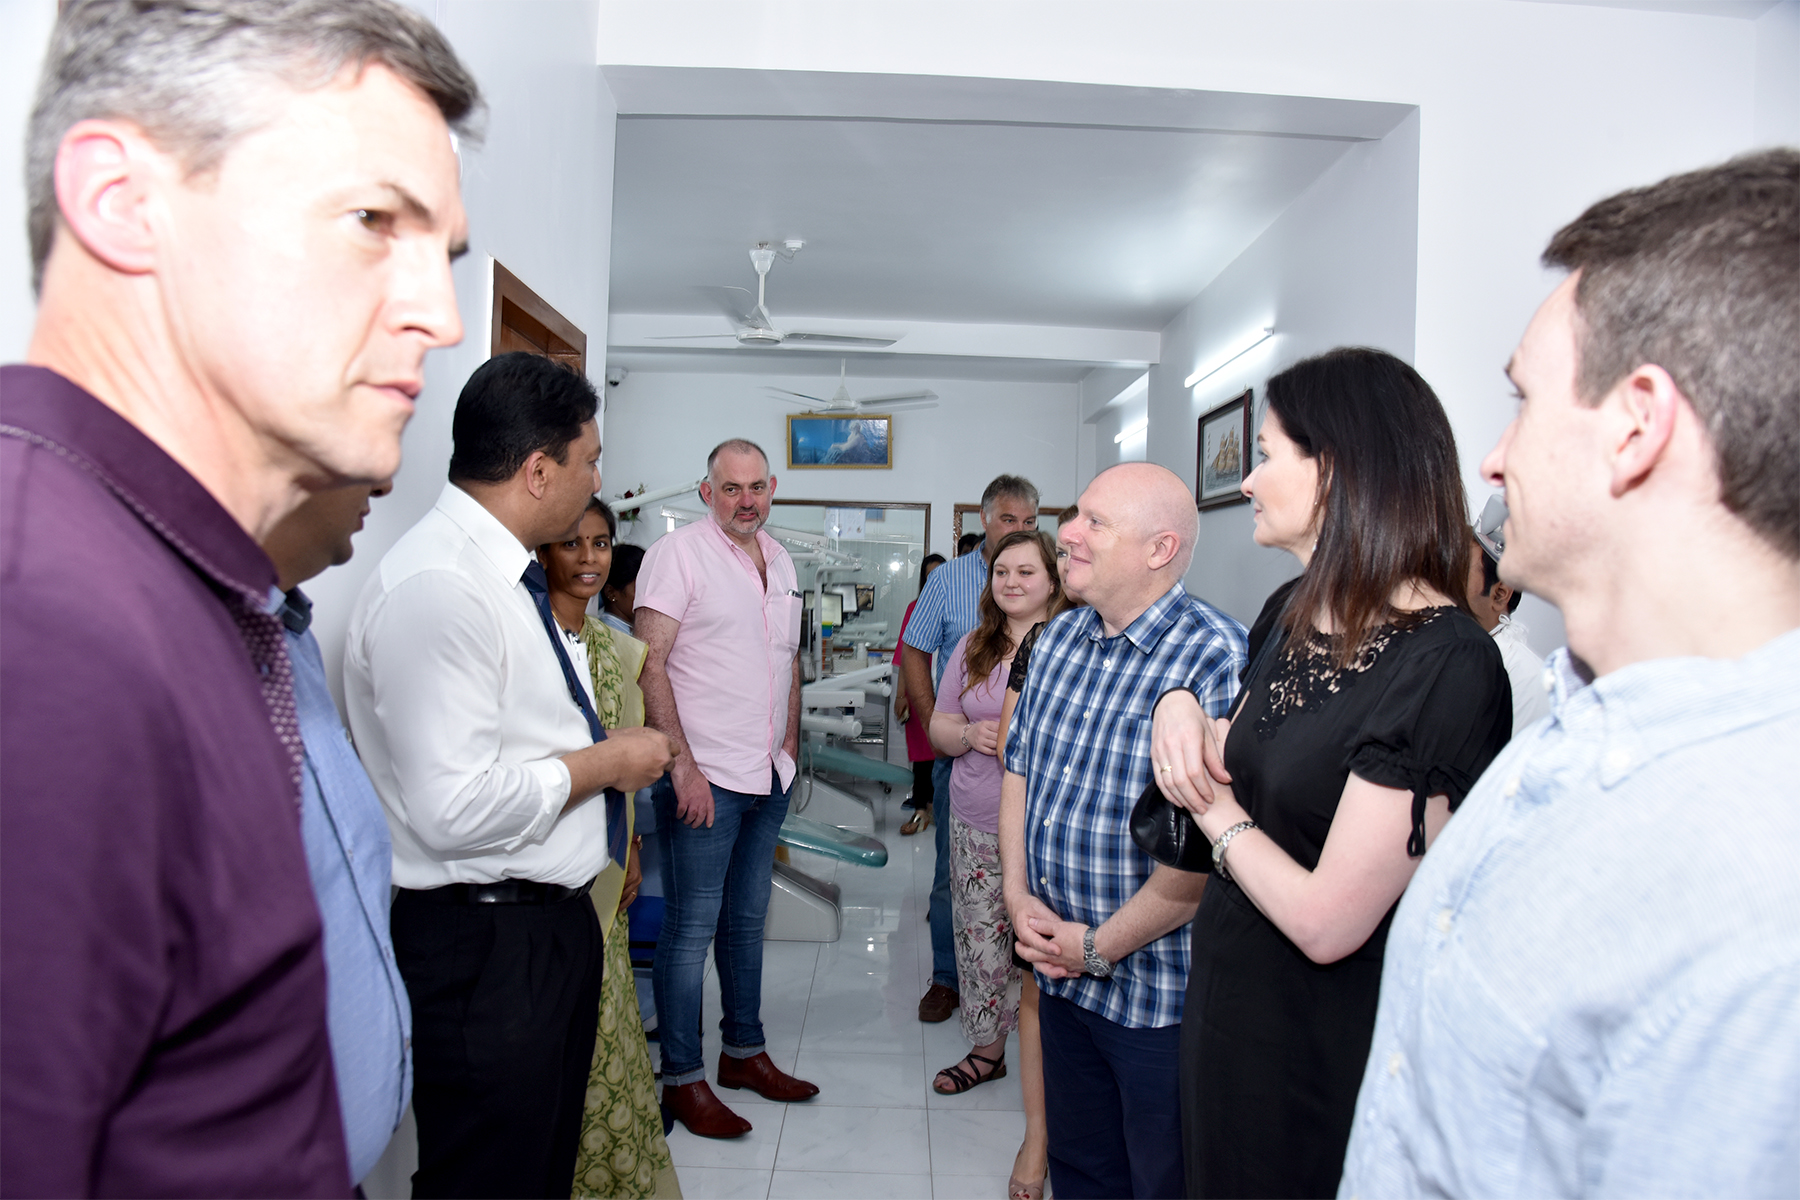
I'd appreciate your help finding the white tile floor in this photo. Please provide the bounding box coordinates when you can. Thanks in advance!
[666,779,1029,1200]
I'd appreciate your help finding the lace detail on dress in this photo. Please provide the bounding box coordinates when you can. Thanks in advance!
[1255,608,1450,742]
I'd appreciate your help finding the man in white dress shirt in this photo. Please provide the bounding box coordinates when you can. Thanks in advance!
[345,352,673,1199]
[1465,507,1552,733]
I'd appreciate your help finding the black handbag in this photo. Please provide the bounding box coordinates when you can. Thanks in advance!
[1130,619,1287,872]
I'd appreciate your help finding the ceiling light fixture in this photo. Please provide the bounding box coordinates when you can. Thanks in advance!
[1114,418,1149,444]
[1184,327,1275,389]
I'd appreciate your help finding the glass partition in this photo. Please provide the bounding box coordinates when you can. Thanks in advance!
[768,500,930,686]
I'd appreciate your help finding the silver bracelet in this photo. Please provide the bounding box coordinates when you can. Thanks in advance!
[960,724,971,748]
[1212,819,1257,882]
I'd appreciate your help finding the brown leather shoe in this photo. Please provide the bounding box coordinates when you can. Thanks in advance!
[660,1080,752,1139]
[716,1051,820,1101]
[918,982,960,1023]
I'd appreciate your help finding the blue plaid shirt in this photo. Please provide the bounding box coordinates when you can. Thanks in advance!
[1005,583,1246,1028]
[903,543,991,691]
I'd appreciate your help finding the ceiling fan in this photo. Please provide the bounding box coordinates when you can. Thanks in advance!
[648,243,900,349]
[766,360,938,413]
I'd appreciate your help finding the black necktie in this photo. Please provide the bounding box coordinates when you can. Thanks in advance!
[521,561,626,867]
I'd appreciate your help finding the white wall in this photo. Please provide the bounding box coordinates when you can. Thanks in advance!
[0,0,56,363]
[1756,1,1800,147]
[601,369,1079,558]
[1152,110,1420,628]
[596,0,1773,645]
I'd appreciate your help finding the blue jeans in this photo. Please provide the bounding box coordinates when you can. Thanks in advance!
[929,756,958,990]
[650,768,792,1085]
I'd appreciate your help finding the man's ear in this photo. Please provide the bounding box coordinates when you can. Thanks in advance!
[1607,364,1682,498]
[1147,531,1180,572]
[521,450,550,501]
[1490,582,1513,614]
[52,119,163,278]
[698,480,714,508]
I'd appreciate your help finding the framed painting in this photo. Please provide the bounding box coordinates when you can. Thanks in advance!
[786,413,894,469]
[1197,389,1253,511]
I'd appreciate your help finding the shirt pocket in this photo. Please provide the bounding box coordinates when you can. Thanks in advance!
[1415,941,1546,1195]
[767,592,803,655]
[1091,713,1150,792]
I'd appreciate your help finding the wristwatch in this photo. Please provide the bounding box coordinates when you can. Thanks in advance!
[1082,926,1114,978]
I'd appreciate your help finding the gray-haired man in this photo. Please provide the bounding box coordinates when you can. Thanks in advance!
[1,1,477,1193]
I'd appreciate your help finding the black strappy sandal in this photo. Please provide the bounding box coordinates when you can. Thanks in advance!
[933,1048,1007,1094]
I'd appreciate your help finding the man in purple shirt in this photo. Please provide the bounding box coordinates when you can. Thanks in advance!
[1,2,477,1194]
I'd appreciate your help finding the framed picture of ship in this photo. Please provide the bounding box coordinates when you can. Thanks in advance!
[1197,389,1253,511]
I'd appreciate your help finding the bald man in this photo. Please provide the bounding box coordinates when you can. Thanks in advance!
[999,464,1246,1199]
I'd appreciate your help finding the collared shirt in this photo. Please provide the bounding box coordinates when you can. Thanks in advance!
[1491,613,1552,733]
[1341,630,1800,1200]
[344,482,609,890]
[636,516,801,793]
[280,588,412,1183]
[1005,583,1247,1028]
[0,365,349,1196]
[902,540,991,690]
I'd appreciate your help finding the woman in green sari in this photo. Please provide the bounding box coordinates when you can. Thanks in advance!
[538,499,680,1200]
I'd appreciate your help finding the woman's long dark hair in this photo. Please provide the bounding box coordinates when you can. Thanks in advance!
[963,531,1069,696]
[1268,347,1473,668]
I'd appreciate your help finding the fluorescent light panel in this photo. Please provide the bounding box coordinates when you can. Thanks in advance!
[1113,418,1149,444]
[1184,327,1274,389]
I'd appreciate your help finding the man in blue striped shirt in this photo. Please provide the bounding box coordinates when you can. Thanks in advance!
[1002,463,1246,1200]
[902,473,1042,1022]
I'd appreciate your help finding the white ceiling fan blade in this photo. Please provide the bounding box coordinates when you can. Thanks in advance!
[857,399,938,413]
[696,285,757,327]
[782,332,900,348]
[853,389,937,405]
[764,388,832,406]
[645,333,740,341]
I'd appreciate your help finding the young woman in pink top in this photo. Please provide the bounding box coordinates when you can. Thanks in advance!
[929,531,1072,1197]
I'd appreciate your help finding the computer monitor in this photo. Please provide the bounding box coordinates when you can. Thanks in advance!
[820,592,844,627]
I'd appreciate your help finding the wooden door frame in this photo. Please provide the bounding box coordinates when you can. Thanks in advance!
[490,259,587,375]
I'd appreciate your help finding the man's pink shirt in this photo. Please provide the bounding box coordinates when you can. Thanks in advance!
[636,516,803,794]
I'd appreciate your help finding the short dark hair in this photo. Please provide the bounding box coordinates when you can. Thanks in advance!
[29,0,483,292]
[606,543,645,594]
[1269,347,1473,667]
[957,532,983,557]
[448,353,598,486]
[981,473,1039,514]
[917,552,946,595]
[1544,148,1798,560]
[1475,540,1523,614]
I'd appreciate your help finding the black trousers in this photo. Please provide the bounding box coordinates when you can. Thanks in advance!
[392,887,604,1200]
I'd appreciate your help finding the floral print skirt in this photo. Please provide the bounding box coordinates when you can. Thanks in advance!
[948,813,1023,1046]
[571,909,681,1199]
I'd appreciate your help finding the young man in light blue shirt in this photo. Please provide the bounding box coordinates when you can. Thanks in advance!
[263,480,412,1188]
[902,473,1041,1021]
[1341,150,1800,1199]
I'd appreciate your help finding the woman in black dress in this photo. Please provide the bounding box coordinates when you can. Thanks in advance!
[1150,347,1512,1199]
